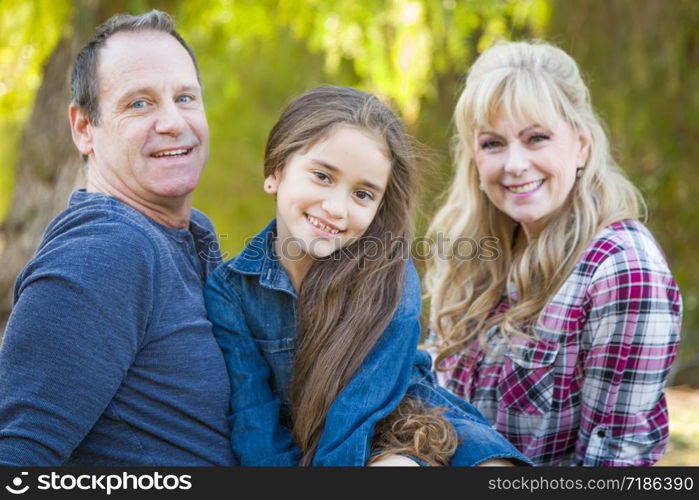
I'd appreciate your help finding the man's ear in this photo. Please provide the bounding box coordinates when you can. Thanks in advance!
[69,104,93,157]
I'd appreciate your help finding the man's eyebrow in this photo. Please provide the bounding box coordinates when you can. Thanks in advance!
[311,158,385,193]
[175,85,202,95]
[115,84,201,104]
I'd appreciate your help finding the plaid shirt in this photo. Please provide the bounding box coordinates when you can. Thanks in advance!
[431,220,682,466]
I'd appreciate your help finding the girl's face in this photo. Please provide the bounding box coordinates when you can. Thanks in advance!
[473,107,588,238]
[265,124,391,272]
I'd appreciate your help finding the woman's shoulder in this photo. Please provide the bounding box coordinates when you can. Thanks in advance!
[580,219,670,273]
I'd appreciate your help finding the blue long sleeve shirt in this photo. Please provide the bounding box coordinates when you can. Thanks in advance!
[204,219,531,466]
[0,190,236,466]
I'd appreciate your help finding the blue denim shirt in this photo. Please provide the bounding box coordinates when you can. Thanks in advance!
[205,219,531,466]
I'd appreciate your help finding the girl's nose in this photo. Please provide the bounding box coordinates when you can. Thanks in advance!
[321,194,348,220]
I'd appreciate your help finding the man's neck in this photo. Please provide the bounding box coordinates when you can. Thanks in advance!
[86,176,192,230]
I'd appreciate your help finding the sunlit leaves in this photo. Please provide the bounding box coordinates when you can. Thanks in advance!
[0,0,71,219]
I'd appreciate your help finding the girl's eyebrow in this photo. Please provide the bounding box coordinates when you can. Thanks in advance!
[310,158,385,193]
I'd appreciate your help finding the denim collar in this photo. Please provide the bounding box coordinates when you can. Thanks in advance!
[230,219,296,297]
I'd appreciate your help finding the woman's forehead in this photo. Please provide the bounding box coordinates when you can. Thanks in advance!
[469,72,568,133]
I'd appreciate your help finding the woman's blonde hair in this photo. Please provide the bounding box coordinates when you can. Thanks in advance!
[425,40,645,364]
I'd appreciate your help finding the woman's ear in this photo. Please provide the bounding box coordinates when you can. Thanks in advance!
[69,104,94,157]
[576,131,591,168]
[264,173,279,194]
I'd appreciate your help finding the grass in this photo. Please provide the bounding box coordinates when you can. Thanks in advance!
[656,385,699,466]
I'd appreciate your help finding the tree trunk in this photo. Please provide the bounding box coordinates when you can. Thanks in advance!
[547,0,699,385]
[0,1,190,338]
[0,0,132,336]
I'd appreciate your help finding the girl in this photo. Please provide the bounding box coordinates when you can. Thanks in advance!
[204,85,530,466]
[425,41,682,466]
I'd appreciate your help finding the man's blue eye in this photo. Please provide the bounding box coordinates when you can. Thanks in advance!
[176,95,193,103]
[131,100,147,109]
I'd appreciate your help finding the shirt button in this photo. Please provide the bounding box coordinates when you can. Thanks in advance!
[597,429,606,438]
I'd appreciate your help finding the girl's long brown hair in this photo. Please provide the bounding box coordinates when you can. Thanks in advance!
[264,86,418,464]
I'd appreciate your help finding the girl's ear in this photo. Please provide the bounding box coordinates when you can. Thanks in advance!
[264,173,280,194]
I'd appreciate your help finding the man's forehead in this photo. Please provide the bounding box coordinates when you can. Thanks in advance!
[96,30,198,91]
[98,30,194,73]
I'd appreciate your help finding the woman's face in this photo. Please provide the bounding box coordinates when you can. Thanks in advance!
[265,124,391,273]
[473,107,588,238]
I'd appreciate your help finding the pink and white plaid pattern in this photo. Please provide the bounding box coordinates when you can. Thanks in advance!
[432,220,682,466]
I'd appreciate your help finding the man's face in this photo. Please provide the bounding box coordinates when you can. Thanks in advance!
[85,30,209,207]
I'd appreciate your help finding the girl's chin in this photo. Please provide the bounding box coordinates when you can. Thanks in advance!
[307,248,337,259]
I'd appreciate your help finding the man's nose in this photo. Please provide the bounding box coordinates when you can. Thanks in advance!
[504,143,530,176]
[321,192,349,220]
[154,100,187,135]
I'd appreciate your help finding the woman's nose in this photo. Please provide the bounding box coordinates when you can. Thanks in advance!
[503,144,530,176]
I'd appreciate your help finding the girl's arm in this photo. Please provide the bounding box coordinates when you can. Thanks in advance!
[577,235,681,466]
[311,260,423,466]
[204,267,302,466]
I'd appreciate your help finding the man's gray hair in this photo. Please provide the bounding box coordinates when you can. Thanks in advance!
[70,9,200,126]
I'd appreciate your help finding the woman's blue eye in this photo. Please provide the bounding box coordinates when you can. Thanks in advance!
[528,133,550,144]
[130,100,147,109]
[481,140,502,150]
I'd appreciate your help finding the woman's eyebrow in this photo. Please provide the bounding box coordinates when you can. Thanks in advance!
[477,125,541,139]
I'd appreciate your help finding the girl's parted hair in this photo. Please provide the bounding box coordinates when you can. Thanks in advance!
[264,86,419,465]
[425,40,644,365]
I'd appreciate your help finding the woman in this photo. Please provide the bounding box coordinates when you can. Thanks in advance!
[425,40,682,466]
[205,85,529,466]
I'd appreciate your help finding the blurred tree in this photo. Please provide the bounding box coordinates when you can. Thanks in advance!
[1,0,695,378]
[546,0,699,383]
[0,0,575,344]
[0,0,183,332]
[0,0,92,331]
[0,0,71,222]
[179,0,548,259]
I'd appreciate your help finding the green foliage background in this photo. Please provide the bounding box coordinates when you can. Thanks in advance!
[1,0,697,370]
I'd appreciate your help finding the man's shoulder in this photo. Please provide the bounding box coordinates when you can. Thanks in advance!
[44,191,198,253]
[190,207,216,234]
[27,194,162,278]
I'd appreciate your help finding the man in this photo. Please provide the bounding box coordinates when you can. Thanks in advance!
[0,10,236,466]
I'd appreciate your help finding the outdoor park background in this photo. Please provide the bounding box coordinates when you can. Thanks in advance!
[0,0,697,465]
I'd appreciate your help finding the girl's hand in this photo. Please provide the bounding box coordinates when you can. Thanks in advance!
[368,454,420,466]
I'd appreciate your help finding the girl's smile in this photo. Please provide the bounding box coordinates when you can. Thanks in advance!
[306,214,343,236]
